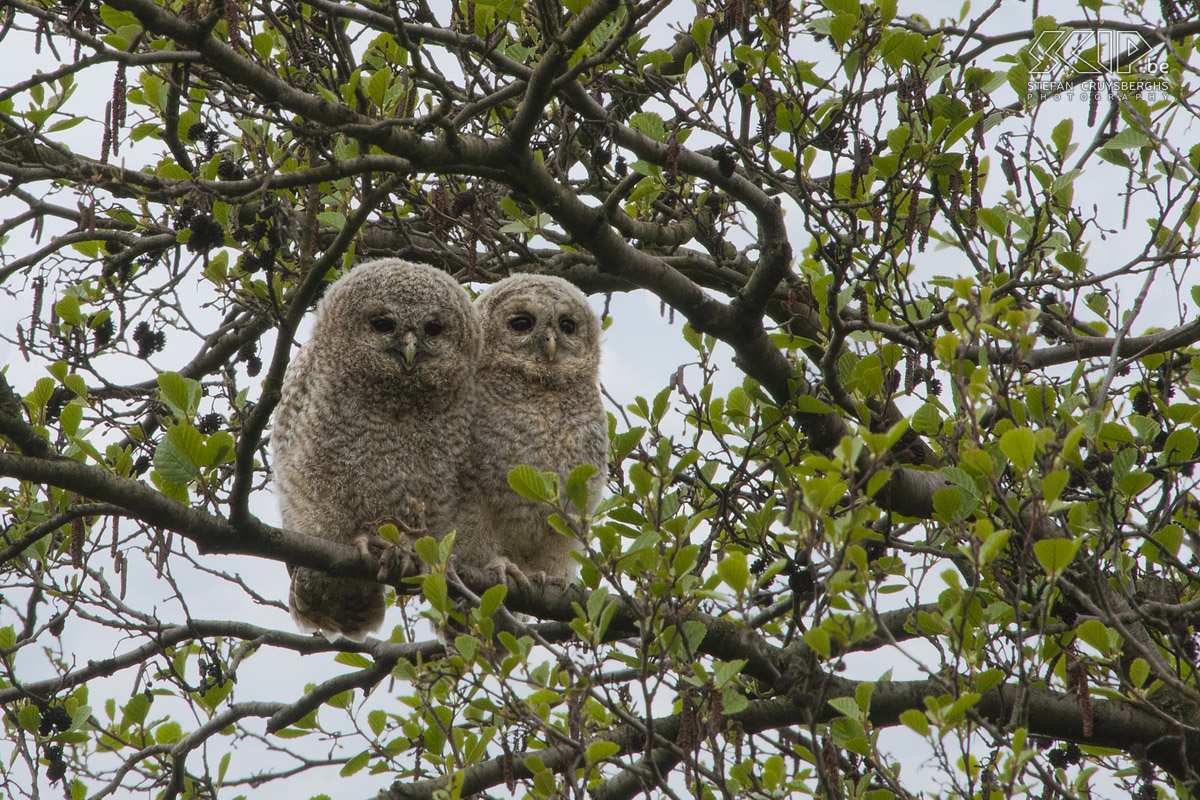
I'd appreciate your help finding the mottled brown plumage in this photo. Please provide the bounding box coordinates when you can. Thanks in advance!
[272,259,481,640]
[455,274,607,584]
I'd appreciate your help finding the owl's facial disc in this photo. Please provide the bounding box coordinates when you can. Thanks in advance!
[368,312,419,371]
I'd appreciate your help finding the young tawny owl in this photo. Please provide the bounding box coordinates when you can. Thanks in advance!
[272,259,481,640]
[455,274,608,584]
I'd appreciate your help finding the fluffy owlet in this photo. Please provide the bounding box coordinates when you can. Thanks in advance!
[455,274,607,584]
[272,259,482,640]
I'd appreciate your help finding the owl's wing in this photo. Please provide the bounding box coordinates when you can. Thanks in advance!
[272,343,315,454]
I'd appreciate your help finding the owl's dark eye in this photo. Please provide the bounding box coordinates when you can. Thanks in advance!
[370,317,396,333]
[558,318,577,335]
[424,321,444,337]
[509,313,534,333]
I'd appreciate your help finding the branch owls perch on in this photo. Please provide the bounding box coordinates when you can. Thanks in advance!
[272,259,482,641]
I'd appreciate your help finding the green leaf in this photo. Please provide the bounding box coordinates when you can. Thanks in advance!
[18,704,40,733]
[59,401,82,437]
[63,372,88,401]
[422,573,448,612]
[158,162,192,181]
[367,67,391,107]
[712,659,746,686]
[803,627,830,657]
[368,710,387,736]
[1042,469,1069,503]
[911,402,942,435]
[1051,118,1074,159]
[1076,619,1113,652]
[414,535,440,566]
[479,584,507,618]
[317,211,346,230]
[629,112,666,142]
[55,294,83,326]
[855,681,875,712]
[933,486,961,521]
[565,463,598,511]
[1033,538,1079,575]
[455,634,478,661]
[26,377,56,418]
[98,5,138,32]
[585,741,620,764]
[947,693,981,720]
[69,704,92,733]
[508,464,556,503]
[158,372,200,421]
[627,462,654,497]
[155,721,183,744]
[900,709,930,736]
[999,427,1036,472]
[120,692,151,727]
[1007,61,1029,104]
[1099,422,1131,444]
[154,425,204,483]
[199,680,233,713]
[200,430,235,466]
[827,696,859,719]
[795,395,833,414]
[252,32,274,61]
[850,355,884,398]
[1148,524,1183,563]
[325,690,353,710]
[340,750,370,777]
[1163,429,1198,462]
[377,523,402,545]
[829,13,856,48]
[979,528,1011,564]
[273,728,311,739]
[334,652,372,669]
[722,686,749,715]
[717,550,749,594]
[1100,128,1151,150]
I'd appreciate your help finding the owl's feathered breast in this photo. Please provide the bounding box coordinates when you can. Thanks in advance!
[273,328,472,545]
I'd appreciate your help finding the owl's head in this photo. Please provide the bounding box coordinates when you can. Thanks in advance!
[311,259,482,397]
[476,274,600,387]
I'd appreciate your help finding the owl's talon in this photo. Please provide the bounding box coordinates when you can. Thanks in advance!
[357,516,424,582]
[380,544,424,583]
[486,556,530,587]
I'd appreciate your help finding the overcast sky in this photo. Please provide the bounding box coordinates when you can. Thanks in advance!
[1,0,1192,796]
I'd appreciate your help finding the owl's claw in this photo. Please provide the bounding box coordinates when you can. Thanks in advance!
[482,558,569,591]
[541,572,568,589]
[486,556,530,587]
[356,517,424,584]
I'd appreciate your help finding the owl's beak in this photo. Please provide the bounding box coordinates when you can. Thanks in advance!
[541,330,557,362]
[398,332,418,370]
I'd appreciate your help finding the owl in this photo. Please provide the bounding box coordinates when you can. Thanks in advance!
[272,259,482,640]
[454,274,608,585]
